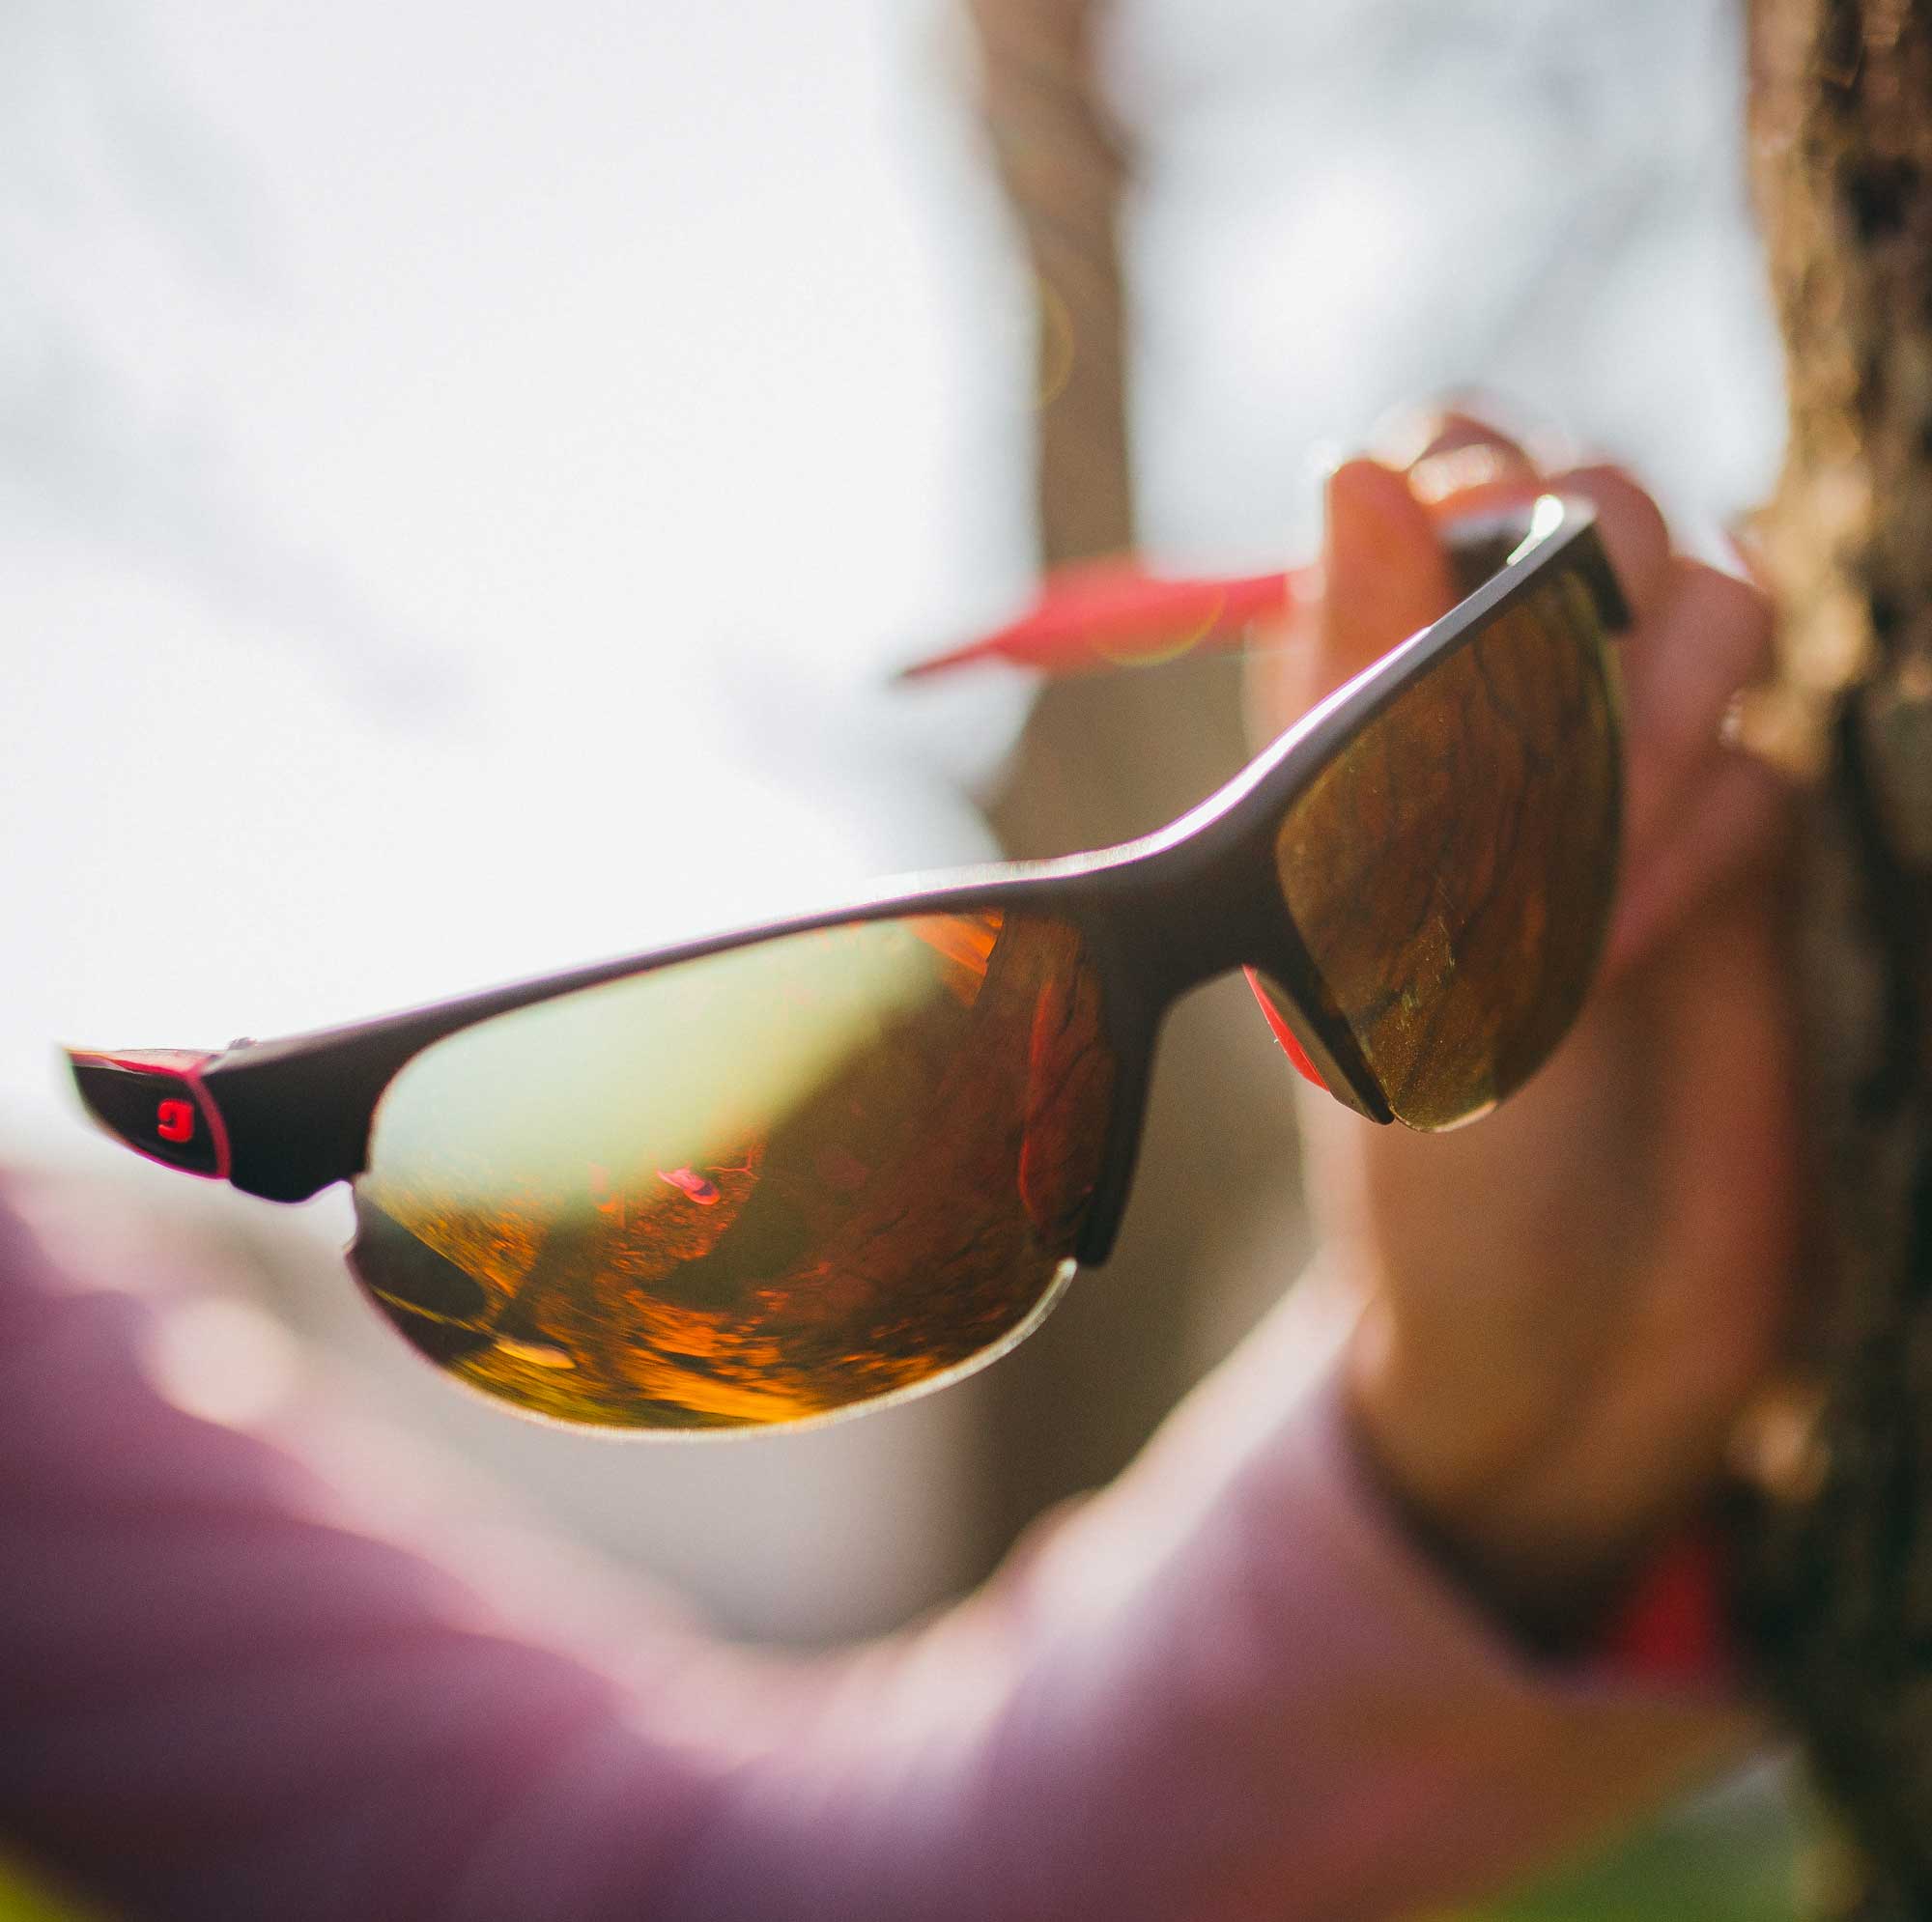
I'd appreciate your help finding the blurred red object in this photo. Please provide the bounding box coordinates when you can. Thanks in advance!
[899,558,1313,680]
[906,556,1330,1091]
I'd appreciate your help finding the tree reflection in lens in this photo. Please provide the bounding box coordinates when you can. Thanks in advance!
[1273,571,1620,1130]
[353,911,1116,1430]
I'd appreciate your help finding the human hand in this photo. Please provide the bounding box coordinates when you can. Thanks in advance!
[1249,419,1803,1642]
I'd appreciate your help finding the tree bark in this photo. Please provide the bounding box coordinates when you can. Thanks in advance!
[961,0,1307,1557]
[1739,2,1932,1908]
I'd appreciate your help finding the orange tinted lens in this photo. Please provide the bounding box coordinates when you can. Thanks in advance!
[1273,568,1619,1129]
[351,910,1115,1431]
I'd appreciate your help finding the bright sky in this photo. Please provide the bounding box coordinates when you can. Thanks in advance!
[4,0,1784,1167]
[3,0,1041,1160]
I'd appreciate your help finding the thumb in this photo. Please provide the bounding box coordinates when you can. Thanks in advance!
[1247,458,1455,742]
[1317,457,1456,694]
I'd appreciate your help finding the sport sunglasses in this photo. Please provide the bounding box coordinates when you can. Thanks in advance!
[70,495,1627,1436]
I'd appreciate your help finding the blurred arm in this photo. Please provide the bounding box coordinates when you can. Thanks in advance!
[0,1183,1757,1922]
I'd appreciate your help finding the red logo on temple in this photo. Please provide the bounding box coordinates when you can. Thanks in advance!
[156,1098,196,1145]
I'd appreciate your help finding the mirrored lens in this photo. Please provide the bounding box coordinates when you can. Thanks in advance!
[351,910,1115,1430]
[1272,569,1619,1129]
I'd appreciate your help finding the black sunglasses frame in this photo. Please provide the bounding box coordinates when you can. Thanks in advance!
[70,495,1627,1273]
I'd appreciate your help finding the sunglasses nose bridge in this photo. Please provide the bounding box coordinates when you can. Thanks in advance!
[1104,831,1288,1003]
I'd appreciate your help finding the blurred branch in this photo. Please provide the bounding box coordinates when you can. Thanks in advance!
[959,0,1308,1556]
[967,0,1134,565]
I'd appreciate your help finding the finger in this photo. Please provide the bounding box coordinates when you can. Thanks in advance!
[1539,464,1674,625]
[1244,458,1455,738]
[1374,399,1547,475]
[1406,447,1674,626]
[1603,752,1792,982]
[1317,457,1457,692]
[1621,559,1778,858]
[1405,412,1543,520]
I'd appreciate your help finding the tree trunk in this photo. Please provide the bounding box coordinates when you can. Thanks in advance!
[1739,2,1932,1908]
[961,0,1308,1557]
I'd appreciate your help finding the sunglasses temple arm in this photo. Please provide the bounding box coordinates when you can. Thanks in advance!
[895,562,1316,682]
[66,1046,235,1182]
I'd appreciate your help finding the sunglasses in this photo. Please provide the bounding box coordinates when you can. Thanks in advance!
[69,495,1627,1436]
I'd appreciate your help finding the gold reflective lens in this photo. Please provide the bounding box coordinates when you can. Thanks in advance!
[352,911,1115,1430]
[1273,569,1620,1129]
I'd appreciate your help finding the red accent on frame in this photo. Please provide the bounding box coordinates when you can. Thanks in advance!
[68,1049,214,1075]
[1242,969,1328,1092]
[900,561,1311,681]
[66,1047,233,1182]
[156,1098,197,1144]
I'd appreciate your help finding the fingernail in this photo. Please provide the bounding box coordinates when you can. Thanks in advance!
[1370,388,1567,471]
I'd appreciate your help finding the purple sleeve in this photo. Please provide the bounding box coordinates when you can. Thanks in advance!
[0,1185,1759,1922]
